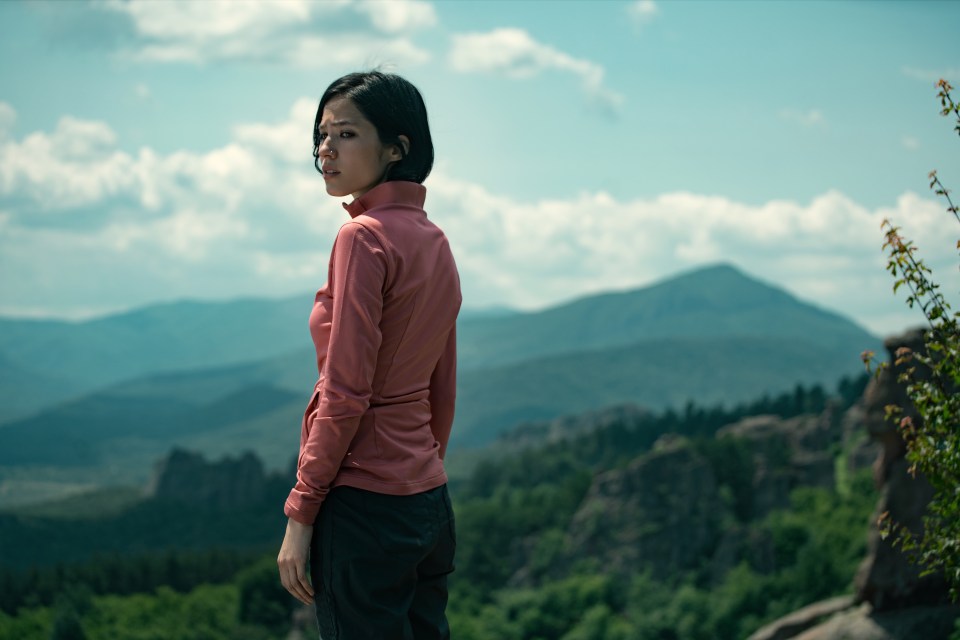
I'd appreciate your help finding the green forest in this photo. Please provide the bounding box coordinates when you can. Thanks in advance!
[0,375,948,640]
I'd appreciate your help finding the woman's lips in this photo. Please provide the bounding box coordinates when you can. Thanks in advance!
[322,169,340,180]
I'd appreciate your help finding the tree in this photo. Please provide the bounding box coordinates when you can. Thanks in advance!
[49,610,86,640]
[236,555,296,634]
[870,78,960,600]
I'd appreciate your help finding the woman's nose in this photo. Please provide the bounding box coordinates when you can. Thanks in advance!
[317,139,335,158]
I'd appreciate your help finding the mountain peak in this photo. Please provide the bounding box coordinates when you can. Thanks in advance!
[458,262,878,371]
[642,262,796,305]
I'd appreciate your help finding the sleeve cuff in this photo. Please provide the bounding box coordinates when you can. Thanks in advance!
[284,494,321,526]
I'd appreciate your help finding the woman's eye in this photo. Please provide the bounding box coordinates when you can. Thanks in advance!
[316,132,328,142]
[340,131,355,138]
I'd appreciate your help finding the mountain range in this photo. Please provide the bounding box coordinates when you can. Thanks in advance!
[0,263,884,507]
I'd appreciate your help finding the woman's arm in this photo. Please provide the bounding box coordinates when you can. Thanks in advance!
[284,222,387,525]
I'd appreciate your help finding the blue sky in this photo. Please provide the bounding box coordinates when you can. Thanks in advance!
[0,0,958,336]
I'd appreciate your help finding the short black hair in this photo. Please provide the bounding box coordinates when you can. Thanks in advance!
[313,71,434,184]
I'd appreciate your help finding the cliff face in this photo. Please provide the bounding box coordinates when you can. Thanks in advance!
[717,411,842,518]
[749,329,959,640]
[541,328,956,639]
[558,404,853,587]
[566,436,723,580]
[854,329,943,612]
[145,448,272,510]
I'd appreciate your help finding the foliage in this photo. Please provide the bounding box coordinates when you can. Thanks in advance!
[1,376,878,638]
[691,435,756,522]
[469,375,860,492]
[0,464,877,639]
[0,548,260,615]
[872,78,960,600]
[446,379,877,638]
[236,555,296,634]
[49,586,92,640]
[0,584,244,640]
[446,473,877,640]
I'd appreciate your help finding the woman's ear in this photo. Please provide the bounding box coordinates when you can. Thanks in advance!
[396,135,410,159]
[383,135,409,165]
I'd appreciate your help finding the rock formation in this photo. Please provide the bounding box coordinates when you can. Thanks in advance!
[561,398,852,586]
[497,404,651,450]
[566,435,723,580]
[748,329,959,640]
[717,410,841,519]
[145,448,269,510]
[854,329,943,611]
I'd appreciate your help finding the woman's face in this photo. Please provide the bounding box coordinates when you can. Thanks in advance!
[315,97,399,199]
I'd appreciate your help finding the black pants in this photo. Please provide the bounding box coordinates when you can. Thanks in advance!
[310,484,456,640]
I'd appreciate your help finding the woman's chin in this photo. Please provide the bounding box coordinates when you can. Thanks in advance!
[325,184,351,198]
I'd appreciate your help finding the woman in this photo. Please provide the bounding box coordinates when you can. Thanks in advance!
[277,71,461,640]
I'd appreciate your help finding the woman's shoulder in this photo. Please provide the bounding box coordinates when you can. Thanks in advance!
[332,219,389,259]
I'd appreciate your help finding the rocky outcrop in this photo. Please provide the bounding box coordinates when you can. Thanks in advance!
[560,399,854,586]
[566,435,722,579]
[854,329,944,611]
[802,604,959,640]
[748,596,855,640]
[750,600,959,640]
[145,448,269,510]
[497,404,651,450]
[748,329,959,640]
[717,411,842,519]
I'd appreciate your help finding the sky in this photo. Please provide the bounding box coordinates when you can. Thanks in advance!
[0,0,958,337]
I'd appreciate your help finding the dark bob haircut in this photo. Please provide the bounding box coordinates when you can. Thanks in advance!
[313,71,434,184]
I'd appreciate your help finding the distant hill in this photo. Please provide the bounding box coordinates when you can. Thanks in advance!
[0,296,312,423]
[0,263,884,505]
[0,352,81,422]
[458,264,876,371]
[0,264,878,424]
[0,350,314,500]
[453,334,868,447]
[0,298,518,424]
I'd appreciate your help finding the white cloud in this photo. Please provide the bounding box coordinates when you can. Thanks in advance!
[102,0,312,41]
[0,100,351,317]
[356,0,438,34]
[99,0,432,67]
[901,135,920,150]
[0,116,137,209]
[901,65,960,83]
[233,98,317,165]
[2,99,958,337]
[427,175,959,337]
[101,0,313,63]
[779,108,825,128]
[287,33,430,69]
[628,0,659,25]
[449,28,623,113]
[253,250,326,281]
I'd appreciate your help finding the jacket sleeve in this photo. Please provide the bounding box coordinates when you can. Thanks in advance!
[428,324,457,460]
[284,222,386,525]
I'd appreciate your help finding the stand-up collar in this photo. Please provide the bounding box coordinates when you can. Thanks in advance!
[343,181,427,218]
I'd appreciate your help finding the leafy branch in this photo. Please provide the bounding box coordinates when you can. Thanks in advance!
[874,78,960,601]
[938,78,960,139]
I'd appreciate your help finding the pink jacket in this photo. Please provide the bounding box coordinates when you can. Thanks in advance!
[284,181,461,525]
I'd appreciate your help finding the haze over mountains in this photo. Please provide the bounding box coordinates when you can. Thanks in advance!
[0,263,883,506]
